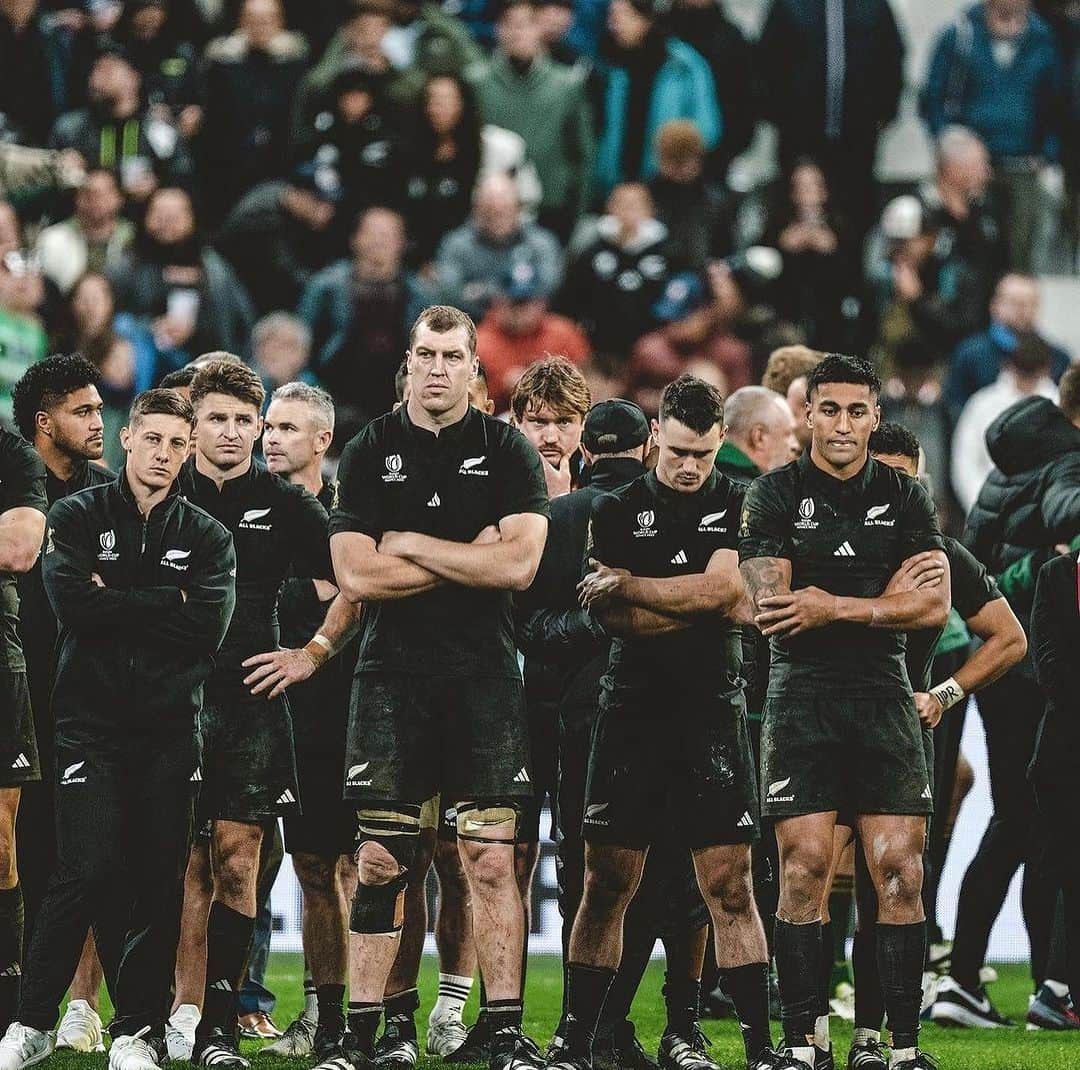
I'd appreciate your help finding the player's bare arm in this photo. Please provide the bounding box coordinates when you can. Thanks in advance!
[381,511,548,592]
[330,530,445,603]
[0,506,45,574]
[576,559,689,637]
[740,555,793,616]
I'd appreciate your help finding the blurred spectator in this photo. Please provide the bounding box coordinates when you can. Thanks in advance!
[714,384,799,480]
[757,0,905,236]
[873,194,990,362]
[294,0,481,136]
[761,342,823,453]
[559,182,670,363]
[648,119,732,270]
[535,0,584,66]
[946,272,1071,422]
[250,311,315,391]
[0,143,84,206]
[300,66,404,225]
[434,172,562,321]
[0,0,70,146]
[952,329,1059,511]
[62,271,156,463]
[667,0,757,176]
[623,259,763,413]
[35,168,134,294]
[921,0,1062,271]
[0,204,48,424]
[402,74,482,267]
[475,261,591,413]
[215,160,342,315]
[198,0,309,223]
[879,338,954,528]
[761,157,856,349]
[114,0,200,137]
[49,43,193,198]
[298,206,427,428]
[110,186,254,371]
[466,0,594,237]
[594,0,721,195]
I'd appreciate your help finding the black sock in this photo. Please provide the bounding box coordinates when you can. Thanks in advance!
[200,902,255,1039]
[877,922,926,1051]
[0,885,22,1031]
[384,989,419,1040]
[719,962,772,1062]
[316,984,345,1034]
[347,1001,382,1056]
[563,963,615,1055]
[818,920,834,1021]
[662,974,700,1038]
[486,996,524,1043]
[774,919,822,1048]
[853,925,885,1031]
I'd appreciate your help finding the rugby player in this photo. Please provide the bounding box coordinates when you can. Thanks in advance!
[0,425,47,1032]
[550,375,776,1070]
[10,357,112,1049]
[739,355,950,1070]
[0,389,236,1070]
[324,304,550,1070]
[173,359,352,1069]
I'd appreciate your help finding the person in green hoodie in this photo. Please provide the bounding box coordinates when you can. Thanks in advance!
[714,385,799,484]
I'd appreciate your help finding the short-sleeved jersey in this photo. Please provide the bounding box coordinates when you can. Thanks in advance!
[0,429,47,670]
[588,469,745,695]
[906,536,1000,692]
[739,451,945,697]
[179,457,332,664]
[330,404,550,679]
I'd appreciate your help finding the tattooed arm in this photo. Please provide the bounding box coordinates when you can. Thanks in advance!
[740,556,793,616]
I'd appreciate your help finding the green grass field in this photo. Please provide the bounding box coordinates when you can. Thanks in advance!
[47,953,1079,1070]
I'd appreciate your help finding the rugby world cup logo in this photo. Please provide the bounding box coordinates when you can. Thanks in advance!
[637,510,654,529]
[386,454,402,474]
[100,530,115,551]
[799,498,814,520]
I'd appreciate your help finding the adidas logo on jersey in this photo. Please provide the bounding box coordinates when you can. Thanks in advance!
[735,811,754,829]
[427,493,441,507]
[276,789,296,805]
[833,541,856,557]
[512,767,531,784]
[190,768,202,782]
[670,549,688,565]
[10,753,30,770]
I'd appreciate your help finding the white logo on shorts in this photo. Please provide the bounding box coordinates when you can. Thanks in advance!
[767,777,794,802]
[276,789,296,805]
[512,767,531,783]
[736,811,755,828]
[347,762,372,787]
[61,760,87,785]
[10,754,30,770]
[585,803,609,818]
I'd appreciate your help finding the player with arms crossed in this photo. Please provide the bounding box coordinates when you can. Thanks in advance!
[738,355,950,1070]
[550,375,778,1070]
[324,305,550,1070]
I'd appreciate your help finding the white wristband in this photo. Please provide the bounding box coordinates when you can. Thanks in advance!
[310,633,335,655]
[929,676,965,712]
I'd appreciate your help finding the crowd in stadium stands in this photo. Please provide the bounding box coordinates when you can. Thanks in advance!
[0,0,1078,535]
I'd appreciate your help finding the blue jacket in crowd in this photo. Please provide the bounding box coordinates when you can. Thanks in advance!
[595,37,721,195]
[921,3,1062,160]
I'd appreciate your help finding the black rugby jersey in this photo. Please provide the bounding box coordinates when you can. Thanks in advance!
[905,536,999,692]
[587,468,745,693]
[179,457,332,666]
[739,451,945,697]
[0,429,47,671]
[330,404,549,679]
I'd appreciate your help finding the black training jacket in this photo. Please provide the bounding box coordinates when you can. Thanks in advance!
[42,471,236,745]
[964,396,1080,578]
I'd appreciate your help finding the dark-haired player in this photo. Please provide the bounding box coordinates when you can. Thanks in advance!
[550,375,776,1070]
[739,355,950,1070]
[324,305,549,1070]
[0,421,46,1033]
[9,356,112,1046]
[173,359,355,1069]
[0,390,236,1070]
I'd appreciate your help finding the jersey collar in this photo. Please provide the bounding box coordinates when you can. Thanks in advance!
[647,466,719,506]
[798,449,875,495]
[399,401,475,445]
[183,454,258,496]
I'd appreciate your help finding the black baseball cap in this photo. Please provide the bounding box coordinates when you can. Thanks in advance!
[582,399,650,454]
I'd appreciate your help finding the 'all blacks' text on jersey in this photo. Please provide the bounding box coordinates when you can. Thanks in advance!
[739,452,945,697]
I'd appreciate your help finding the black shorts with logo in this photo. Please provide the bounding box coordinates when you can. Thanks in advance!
[0,671,39,786]
[519,694,558,843]
[345,672,532,805]
[761,694,932,820]
[197,679,300,825]
[583,683,759,850]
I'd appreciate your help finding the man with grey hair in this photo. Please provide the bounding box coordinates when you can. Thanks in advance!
[252,315,314,392]
[259,383,359,1059]
[715,386,799,483]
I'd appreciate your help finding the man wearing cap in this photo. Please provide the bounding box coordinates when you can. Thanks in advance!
[475,265,592,414]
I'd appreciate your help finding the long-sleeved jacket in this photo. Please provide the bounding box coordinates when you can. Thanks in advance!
[42,472,236,744]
